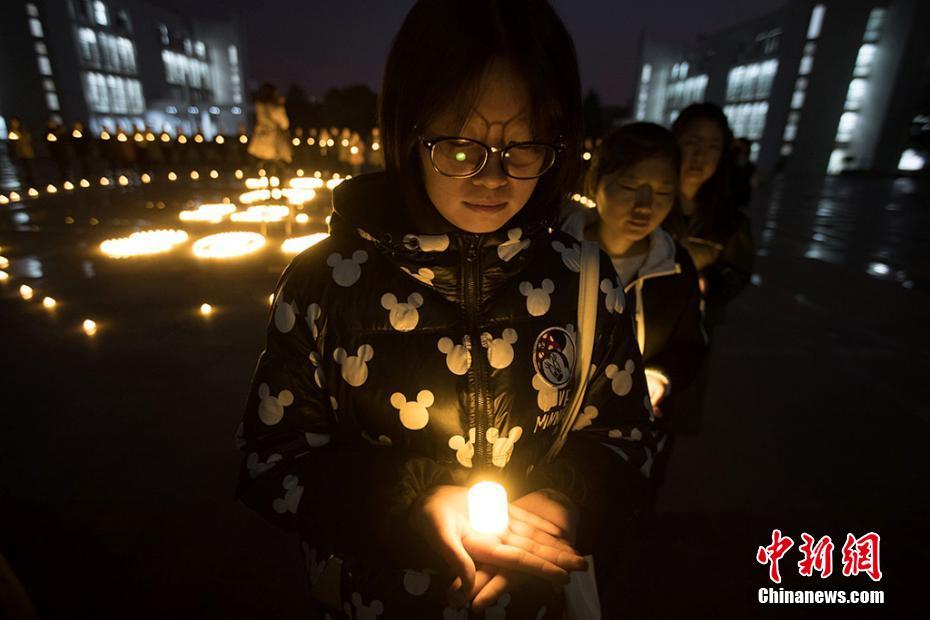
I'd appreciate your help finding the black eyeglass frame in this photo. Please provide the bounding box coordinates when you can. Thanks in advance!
[419,135,566,180]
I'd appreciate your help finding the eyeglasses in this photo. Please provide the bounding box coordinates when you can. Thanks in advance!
[420,136,564,180]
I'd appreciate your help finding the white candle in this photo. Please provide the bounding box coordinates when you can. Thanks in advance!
[468,481,509,535]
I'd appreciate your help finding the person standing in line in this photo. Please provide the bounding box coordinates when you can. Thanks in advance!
[235,1,659,616]
[665,102,753,330]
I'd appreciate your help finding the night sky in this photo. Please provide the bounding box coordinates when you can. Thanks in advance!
[147,0,787,105]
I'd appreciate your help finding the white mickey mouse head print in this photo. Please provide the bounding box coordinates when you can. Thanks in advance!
[308,351,326,389]
[402,568,433,596]
[532,373,559,412]
[327,250,368,287]
[483,329,518,369]
[605,359,636,396]
[551,239,580,272]
[487,426,522,468]
[333,345,374,387]
[519,279,555,317]
[572,405,599,431]
[600,278,625,314]
[448,428,476,467]
[274,298,298,333]
[498,227,531,262]
[401,266,436,287]
[305,432,330,447]
[485,592,511,620]
[437,336,471,375]
[380,292,424,332]
[306,303,322,339]
[273,474,304,514]
[403,233,450,253]
[246,452,282,478]
[350,592,384,620]
[258,383,294,426]
[390,390,434,430]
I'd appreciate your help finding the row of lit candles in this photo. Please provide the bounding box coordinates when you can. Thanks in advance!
[13,129,378,149]
[0,168,347,205]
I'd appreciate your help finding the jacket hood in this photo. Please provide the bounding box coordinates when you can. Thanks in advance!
[560,202,679,286]
[329,172,554,302]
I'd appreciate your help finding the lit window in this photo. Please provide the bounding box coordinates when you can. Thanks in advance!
[184,38,193,56]
[807,4,826,40]
[835,111,858,143]
[791,90,805,110]
[26,3,39,17]
[863,8,885,42]
[680,62,689,79]
[798,55,814,76]
[827,148,846,175]
[160,24,169,46]
[854,44,877,77]
[898,149,925,171]
[195,41,206,59]
[844,78,867,111]
[46,92,60,111]
[804,42,816,55]
[37,55,52,76]
[780,143,793,156]
[34,41,47,55]
[228,45,239,65]
[29,17,44,38]
[78,28,100,66]
[93,1,109,26]
[783,121,798,142]
[43,78,55,92]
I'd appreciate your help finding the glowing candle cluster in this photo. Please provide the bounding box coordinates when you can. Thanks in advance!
[230,205,290,223]
[192,232,266,259]
[100,230,190,259]
[281,233,330,255]
[179,203,237,223]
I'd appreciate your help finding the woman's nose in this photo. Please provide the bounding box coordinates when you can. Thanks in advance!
[635,185,654,208]
[472,153,508,189]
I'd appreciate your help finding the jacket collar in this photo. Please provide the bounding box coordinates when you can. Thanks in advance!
[329,172,550,300]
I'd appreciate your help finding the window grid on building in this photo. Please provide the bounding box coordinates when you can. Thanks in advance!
[829,7,886,174]
[781,4,827,159]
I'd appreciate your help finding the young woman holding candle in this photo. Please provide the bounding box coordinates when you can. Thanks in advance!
[235,1,657,617]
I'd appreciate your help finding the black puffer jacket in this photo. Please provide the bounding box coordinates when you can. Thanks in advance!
[663,203,753,310]
[236,172,658,616]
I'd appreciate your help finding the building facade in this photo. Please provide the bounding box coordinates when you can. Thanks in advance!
[633,0,930,175]
[0,0,246,139]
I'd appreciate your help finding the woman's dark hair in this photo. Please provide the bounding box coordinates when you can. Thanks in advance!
[671,102,734,221]
[379,0,583,225]
[584,122,681,198]
[255,83,278,104]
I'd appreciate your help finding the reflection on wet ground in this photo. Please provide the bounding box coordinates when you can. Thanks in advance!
[1,172,928,616]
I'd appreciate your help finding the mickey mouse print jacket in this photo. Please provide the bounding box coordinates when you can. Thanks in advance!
[236,172,659,579]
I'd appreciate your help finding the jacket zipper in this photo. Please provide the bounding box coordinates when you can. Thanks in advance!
[462,234,490,469]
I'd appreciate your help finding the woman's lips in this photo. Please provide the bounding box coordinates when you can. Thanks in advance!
[464,201,508,212]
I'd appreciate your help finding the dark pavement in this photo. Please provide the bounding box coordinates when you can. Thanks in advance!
[1,172,927,618]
